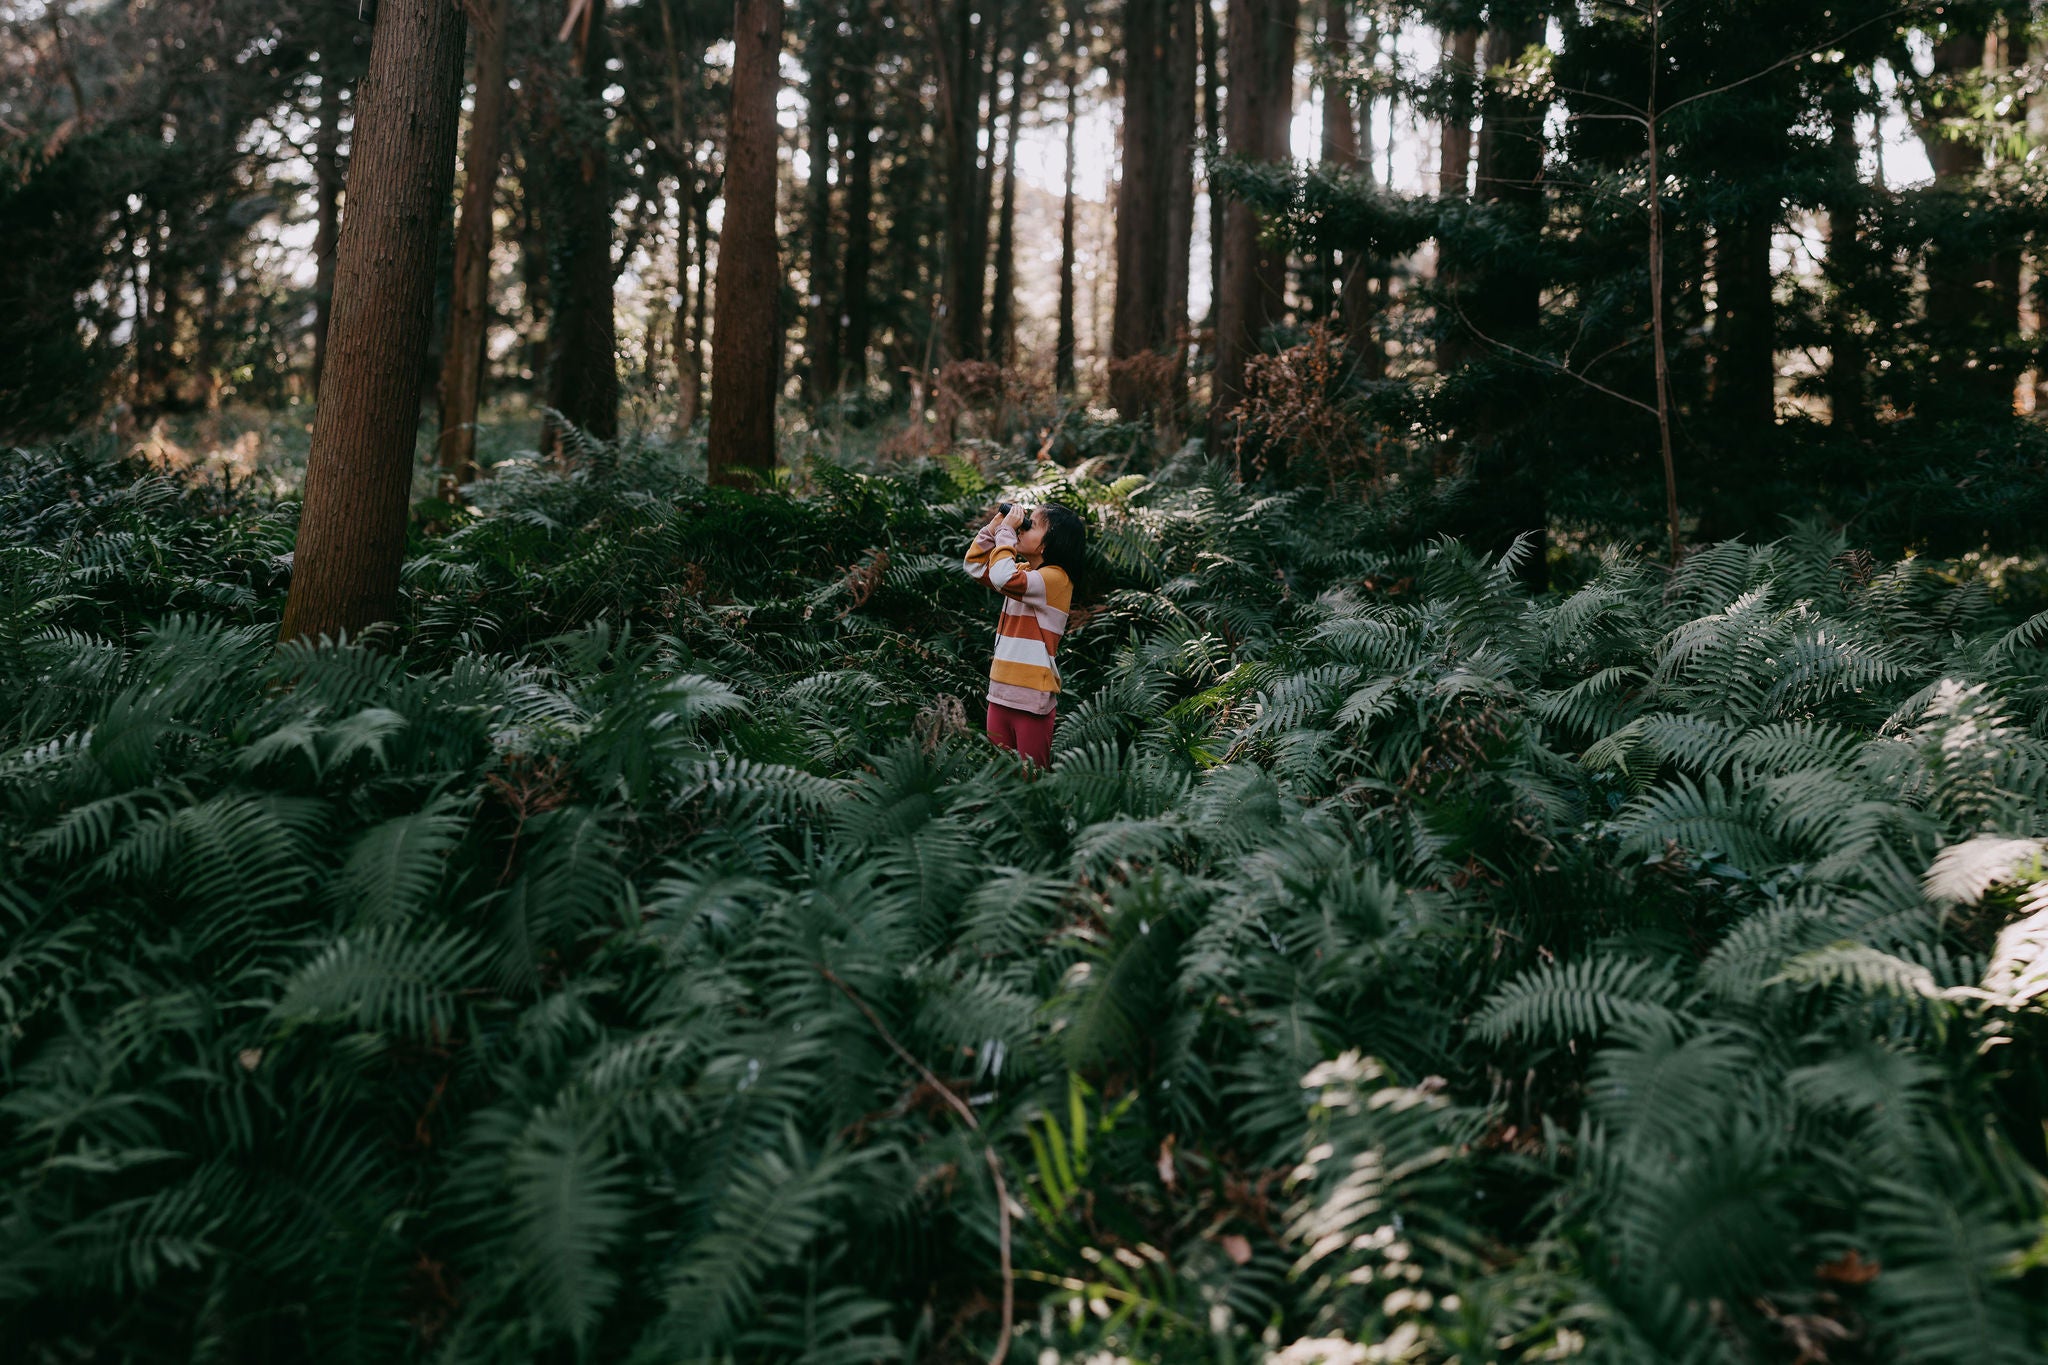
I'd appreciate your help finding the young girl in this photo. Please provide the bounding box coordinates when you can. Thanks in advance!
[963,501,1087,766]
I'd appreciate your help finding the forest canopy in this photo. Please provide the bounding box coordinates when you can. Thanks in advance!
[3,0,2048,1361]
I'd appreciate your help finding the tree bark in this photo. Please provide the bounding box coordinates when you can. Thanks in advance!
[706,0,784,486]
[989,42,1026,366]
[280,0,467,643]
[1199,0,1222,330]
[541,0,619,452]
[1919,28,2007,414]
[310,68,345,398]
[937,2,989,362]
[1111,0,1173,415]
[1056,31,1080,395]
[679,190,708,424]
[135,211,180,414]
[436,0,510,498]
[841,0,876,388]
[1335,16,1381,374]
[1319,0,1356,169]
[657,0,701,424]
[805,3,841,401]
[513,139,553,389]
[1437,27,1477,198]
[1712,215,1775,428]
[1824,92,1866,434]
[968,14,1001,348]
[1457,16,1549,585]
[1162,0,1199,406]
[1210,0,1300,424]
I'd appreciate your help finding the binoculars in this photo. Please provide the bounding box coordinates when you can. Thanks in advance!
[997,502,1030,517]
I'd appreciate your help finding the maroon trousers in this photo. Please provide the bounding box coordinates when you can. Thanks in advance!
[986,701,1056,767]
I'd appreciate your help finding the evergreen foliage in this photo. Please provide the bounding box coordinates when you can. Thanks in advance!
[3,437,2046,1361]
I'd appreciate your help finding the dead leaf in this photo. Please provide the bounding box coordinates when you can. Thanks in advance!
[1815,1249,1880,1285]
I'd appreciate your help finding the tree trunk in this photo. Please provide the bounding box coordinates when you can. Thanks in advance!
[311,68,345,398]
[196,262,222,411]
[1919,28,2006,414]
[1824,92,1867,434]
[135,212,180,414]
[1712,215,1775,428]
[1320,0,1357,169]
[1057,39,1080,395]
[938,2,989,362]
[841,0,876,388]
[706,0,784,486]
[1437,27,1477,198]
[805,4,840,402]
[513,140,552,390]
[1306,0,1355,324]
[436,0,510,498]
[679,190,708,424]
[1211,0,1300,424]
[1200,0,1221,330]
[989,42,1026,366]
[1111,0,1173,415]
[657,0,701,424]
[1161,0,1199,411]
[968,15,1001,349]
[541,0,619,452]
[1446,17,1548,585]
[280,0,467,643]
[1335,16,1382,375]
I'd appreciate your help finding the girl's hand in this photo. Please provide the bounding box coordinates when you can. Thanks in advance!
[1003,504,1028,530]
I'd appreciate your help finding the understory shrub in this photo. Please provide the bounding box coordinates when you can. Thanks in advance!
[2,438,2045,1363]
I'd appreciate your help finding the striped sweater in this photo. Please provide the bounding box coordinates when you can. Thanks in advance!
[964,524,1071,715]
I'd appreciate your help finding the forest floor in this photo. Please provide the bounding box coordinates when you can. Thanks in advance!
[3,422,2047,1362]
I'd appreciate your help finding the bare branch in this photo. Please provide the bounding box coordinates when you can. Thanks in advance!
[1450,301,1661,417]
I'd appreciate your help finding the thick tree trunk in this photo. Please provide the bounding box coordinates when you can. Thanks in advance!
[513,139,552,389]
[1320,0,1357,169]
[968,15,1001,348]
[196,262,222,411]
[1108,0,1199,413]
[989,43,1026,366]
[280,0,467,643]
[1437,28,1477,198]
[135,213,180,413]
[1988,23,2026,410]
[805,6,840,401]
[1056,46,1079,395]
[1919,29,2006,414]
[1211,0,1300,423]
[541,0,619,452]
[938,2,989,362]
[1161,0,1199,407]
[1825,93,1867,433]
[657,0,701,424]
[1712,214,1775,428]
[436,0,510,498]
[311,70,345,398]
[1472,17,1542,329]
[1448,18,1548,585]
[1199,0,1221,330]
[706,0,784,486]
[1111,0,1173,415]
[841,0,876,388]
[680,191,709,424]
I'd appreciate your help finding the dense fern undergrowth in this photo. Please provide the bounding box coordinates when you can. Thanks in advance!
[4,436,2048,1365]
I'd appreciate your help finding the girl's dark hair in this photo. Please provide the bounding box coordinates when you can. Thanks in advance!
[1034,504,1088,587]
